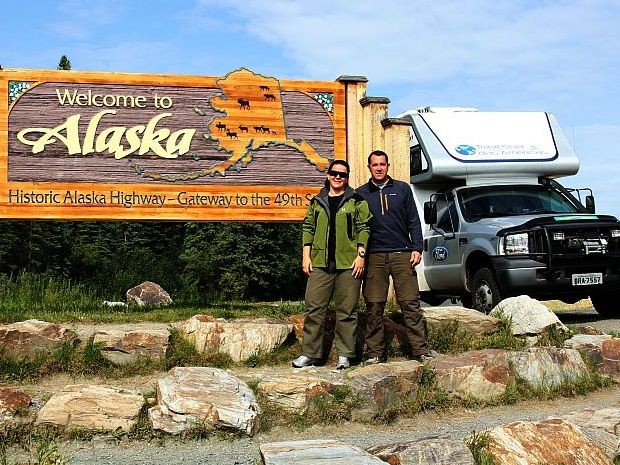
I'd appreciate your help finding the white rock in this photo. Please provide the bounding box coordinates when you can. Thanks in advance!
[149,366,260,436]
[491,295,568,336]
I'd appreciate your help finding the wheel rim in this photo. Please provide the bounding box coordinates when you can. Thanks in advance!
[475,281,493,312]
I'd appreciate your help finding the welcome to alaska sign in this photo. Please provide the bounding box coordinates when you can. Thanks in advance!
[0,68,346,221]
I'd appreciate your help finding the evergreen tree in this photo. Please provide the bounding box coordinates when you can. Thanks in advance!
[57,55,71,70]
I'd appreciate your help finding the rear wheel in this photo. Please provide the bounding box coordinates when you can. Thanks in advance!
[590,293,615,318]
[470,268,501,314]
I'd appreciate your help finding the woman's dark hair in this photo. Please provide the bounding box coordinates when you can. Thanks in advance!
[328,159,350,173]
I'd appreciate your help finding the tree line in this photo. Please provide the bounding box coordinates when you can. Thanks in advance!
[0,220,305,302]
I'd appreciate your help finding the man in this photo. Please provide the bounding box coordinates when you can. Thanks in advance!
[357,149,432,363]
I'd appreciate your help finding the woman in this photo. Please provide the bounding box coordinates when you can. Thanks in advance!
[292,160,371,369]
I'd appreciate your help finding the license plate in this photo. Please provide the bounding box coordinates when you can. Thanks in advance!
[571,273,603,286]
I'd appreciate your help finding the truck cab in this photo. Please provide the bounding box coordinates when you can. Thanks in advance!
[399,108,620,315]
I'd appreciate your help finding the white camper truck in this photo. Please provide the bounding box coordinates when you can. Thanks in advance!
[399,108,620,315]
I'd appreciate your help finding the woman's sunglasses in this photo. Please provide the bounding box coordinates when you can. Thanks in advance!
[328,170,349,179]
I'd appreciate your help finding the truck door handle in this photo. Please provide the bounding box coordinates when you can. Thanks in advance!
[459,238,468,246]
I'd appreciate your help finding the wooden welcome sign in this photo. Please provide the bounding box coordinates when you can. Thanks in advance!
[0,68,346,221]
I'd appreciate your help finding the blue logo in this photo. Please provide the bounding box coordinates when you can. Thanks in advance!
[432,246,449,261]
[455,145,477,156]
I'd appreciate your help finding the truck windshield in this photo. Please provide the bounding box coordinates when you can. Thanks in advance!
[458,185,580,221]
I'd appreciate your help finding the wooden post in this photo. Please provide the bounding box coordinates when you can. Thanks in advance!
[336,75,367,188]
[381,117,413,183]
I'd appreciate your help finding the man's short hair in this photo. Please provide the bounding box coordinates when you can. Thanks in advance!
[368,150,389,165]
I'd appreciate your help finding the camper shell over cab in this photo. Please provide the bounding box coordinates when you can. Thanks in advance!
[399,108,620,315]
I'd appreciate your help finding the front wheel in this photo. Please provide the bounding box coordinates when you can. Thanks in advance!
[470,267,501,314]
[590,293,615,318]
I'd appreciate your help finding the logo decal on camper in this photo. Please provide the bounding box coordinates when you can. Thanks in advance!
[455,145,477,156]
[432,246,449,262]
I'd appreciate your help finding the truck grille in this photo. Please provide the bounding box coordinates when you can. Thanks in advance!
[546,226,618,256]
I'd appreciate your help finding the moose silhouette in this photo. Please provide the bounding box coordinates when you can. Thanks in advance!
[259,85,270,91]
[237,98,250,109]
[238,125,249,133]
[226,130,238,139]
[215,122,227,131]
[264,93,276,101]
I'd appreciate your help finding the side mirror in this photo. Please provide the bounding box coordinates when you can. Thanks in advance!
[424,201,437,224]
[585,195,595,214]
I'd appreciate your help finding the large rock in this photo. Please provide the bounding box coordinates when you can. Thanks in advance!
[257,374,345,413]
[506,347,589,388]
[424,306,502,335]
[367,437,475,464]
[92,328,170,364]
[561,407,620,461]
[486,418,611,464]
[126,281,172,306]
[429,349,512,402]
[344,360,422,420]
[261,439,386,464]
[0,320,79,357]
[491,295,568,336]
[36,384,144,431]
[179,315,294,362]
[0,387,31,424]
[149,366,260,436]
[565,335,620,379]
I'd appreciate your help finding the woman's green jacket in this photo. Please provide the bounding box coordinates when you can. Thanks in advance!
[302,185,372,270]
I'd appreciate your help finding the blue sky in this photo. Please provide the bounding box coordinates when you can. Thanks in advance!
[2,0,619,217]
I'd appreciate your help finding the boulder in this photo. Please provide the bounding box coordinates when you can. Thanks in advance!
[0,387,31,424]
[575,325,606,335]
[429,349,512,402]
[506,347,589,388]
[178,315,294,362]
[344,360,422,420]
[561,407,620,460]
[261,439,386,464]
[287,314,305,339]
[424,306,502,335]
[257,374,345,413]
[126,281,172,306]
[0,320,79,358]
[564,334,612,363]
[486,418,611,464]
[367,437,475,464]
[36,384,144,432]
[148,366,260,436]
[491,295,568,336]
[92,328,170,364]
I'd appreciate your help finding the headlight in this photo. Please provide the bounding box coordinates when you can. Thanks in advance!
[503,232,529,255]
[611,229,620,238]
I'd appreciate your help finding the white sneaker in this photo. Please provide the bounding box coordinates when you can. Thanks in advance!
[292,355,319,368]
[365,356,386,365]
[336,356,350,370]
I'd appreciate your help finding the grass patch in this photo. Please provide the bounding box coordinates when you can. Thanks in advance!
[242,338,300,368]
[1,423,69,465]
[374,363,451,424]
[465,430,496,465]
[426,317,527,355]
[0,273,305,324]
[248,381,361,432]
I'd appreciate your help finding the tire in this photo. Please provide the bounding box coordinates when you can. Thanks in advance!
[470,267,501,314]
[590,293,615,318]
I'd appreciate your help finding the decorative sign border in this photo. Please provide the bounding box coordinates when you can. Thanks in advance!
[0,68,346,221]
